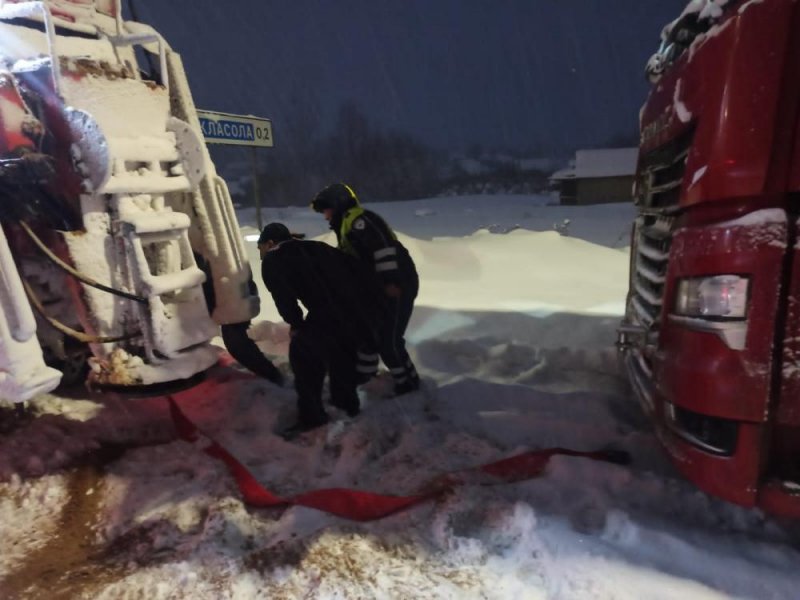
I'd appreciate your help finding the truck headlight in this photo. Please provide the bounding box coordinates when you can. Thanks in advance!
[674,275,749,319]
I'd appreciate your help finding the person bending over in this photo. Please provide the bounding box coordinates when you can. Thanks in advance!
[258,222,382,437]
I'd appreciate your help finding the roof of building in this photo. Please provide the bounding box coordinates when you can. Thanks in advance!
[550,147,638,181]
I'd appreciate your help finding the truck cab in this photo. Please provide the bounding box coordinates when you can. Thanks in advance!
[619,0,800,516]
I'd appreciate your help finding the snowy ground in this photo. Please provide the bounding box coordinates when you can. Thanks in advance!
[2,195,800,599]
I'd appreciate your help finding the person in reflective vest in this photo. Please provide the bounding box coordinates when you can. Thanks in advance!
[311,182,420,396]
[258,222,382,438]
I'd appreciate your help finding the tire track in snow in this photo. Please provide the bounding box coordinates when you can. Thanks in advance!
[1,447,127,599]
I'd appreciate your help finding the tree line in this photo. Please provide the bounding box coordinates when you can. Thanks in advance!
[217,100,578,207]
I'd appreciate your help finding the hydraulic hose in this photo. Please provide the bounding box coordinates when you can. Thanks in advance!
[19,221,148,304]
[22,278,141,344]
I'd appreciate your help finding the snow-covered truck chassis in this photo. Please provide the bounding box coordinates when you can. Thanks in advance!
[0,0,265,402]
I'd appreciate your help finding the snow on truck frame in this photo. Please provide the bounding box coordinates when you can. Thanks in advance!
[618,0,800,516]
[0,0,268,402]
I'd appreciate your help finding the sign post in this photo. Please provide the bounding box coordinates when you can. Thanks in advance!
[196,110,273,230]
[251,147,261,230]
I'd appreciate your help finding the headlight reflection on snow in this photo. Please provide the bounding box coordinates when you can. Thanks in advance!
[407,312,475,344]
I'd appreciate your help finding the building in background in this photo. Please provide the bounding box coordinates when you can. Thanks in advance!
[550,147,637,205]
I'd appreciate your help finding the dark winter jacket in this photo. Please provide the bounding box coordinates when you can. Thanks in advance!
[331,207,417,288]
[261,238,383,341]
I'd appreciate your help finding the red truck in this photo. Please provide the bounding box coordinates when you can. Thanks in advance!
[618,0,800,516]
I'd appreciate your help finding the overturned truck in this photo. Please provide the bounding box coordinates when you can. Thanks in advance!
[0,0,275,403]
[618,0,800,516]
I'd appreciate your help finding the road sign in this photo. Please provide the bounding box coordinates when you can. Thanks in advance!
[196,110,273,148]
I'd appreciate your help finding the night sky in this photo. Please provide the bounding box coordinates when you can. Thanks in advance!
[130,0,686,156]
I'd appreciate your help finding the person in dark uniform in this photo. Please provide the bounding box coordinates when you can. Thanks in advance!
[311,183,420,396]
[258,222,382,437]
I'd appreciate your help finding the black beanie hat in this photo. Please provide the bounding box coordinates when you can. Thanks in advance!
[257,222,292,245]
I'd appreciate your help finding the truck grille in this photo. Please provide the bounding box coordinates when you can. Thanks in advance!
[630,128,692,326]
[632,214,675,328]
[636,128,693,212]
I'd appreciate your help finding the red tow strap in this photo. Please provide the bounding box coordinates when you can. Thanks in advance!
[168,397,627,521]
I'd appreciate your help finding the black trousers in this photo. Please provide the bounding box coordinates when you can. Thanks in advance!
[221,321,283,385]
[289,319,359,426]
[359,271,419,387]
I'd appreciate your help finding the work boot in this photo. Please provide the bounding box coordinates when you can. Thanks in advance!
[394,374,420,397]
[264,364,285,387]
[279,414,329,440]
[330,396,360,418]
